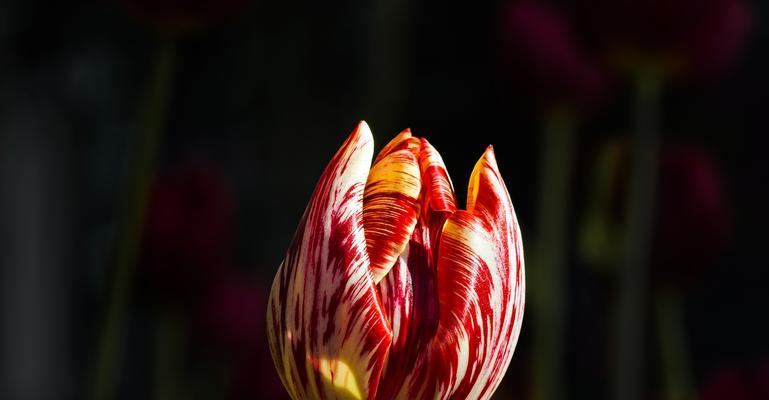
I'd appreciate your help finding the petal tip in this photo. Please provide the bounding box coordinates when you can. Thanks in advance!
[467,145,505,213]
[354,120,373,141]
[481,145,498,170]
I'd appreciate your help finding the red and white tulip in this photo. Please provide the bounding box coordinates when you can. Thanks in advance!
[267,122,525,400]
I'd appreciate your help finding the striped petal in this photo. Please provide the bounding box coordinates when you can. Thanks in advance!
[419,139,457,214]
[374,239,440,400]
[363,150,421,283]
[374,134,457,216]
[415,139,458,271]
[376,255,413,353]
[449,146,525,399]
[267,121,393,400]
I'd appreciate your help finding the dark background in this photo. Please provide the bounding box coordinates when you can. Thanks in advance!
[1,0,767,399]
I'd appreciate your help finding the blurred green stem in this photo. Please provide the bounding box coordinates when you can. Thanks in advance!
[153,313,184,400]
[531,108,576,400]
[655,291,693,400]
[613,67,662,400]
[89,40,176,400]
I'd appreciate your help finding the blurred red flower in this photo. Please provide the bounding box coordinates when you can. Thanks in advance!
[580,142,730,287]
[652,145,731,288]
[140,164,235,306]
[115,0,250,34]
[699,360,769,400]
[580,0,750,79]
[198,276,266,358]
[195,275,287,400]
[503,2,608,110]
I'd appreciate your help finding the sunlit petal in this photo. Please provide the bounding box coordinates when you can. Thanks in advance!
[364,150,421,283]
[418,139,457,214]
[267,121,393,400]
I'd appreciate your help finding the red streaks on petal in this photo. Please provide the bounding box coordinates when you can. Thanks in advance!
[375,134,458,218]
[375,240,440,400]
[437,210,493,329]
[267,121,393,399]
[364,150,421,283]
[419,139,458,215]
[456,146,525,399]
[376,256,413,353]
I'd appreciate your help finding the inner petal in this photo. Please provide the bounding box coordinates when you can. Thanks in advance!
[418,138,457,215]
[375,239,440,400]
[363,149,422,283]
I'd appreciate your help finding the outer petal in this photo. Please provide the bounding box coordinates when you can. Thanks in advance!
[393,147,525,400]
[363,150,421,283]
[267,122,393,400]
[458,146,525,399]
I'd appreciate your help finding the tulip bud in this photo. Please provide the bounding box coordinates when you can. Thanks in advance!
[578,141,730,288]
[140,164,235,306]
[115,0,250,35]
[698,360,769,400]
[578,0,750,80]
[195,275,286,399]
[267,122,525,399]
[503,2,608,110]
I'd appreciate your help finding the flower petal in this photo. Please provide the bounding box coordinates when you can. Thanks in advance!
[456,146,525,399]
[364,149,421,283]
[374,240,440,400]
[419,139,458,214]
[374,134,457,216]
[415,139,458,262]
[376,255,413,353]
[267,121,393,400]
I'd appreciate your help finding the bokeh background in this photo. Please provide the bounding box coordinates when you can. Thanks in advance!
[1,0,768,399]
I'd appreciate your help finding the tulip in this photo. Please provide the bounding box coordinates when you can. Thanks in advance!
[579,0,750,80]
[503,2,608,110]
[195,275,287,399]
[698,360,769,400]
[140,164,235,306]
[653,145,730,288]
[115,0,250,34]
[267,122,525,400]
[579,142,730,288]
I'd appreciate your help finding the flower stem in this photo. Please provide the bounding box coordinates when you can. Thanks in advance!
[89,40,175,400]
[613,67,662,400]
[531,108,576,400]
[153,313,184,400]
[655,291,693,400]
